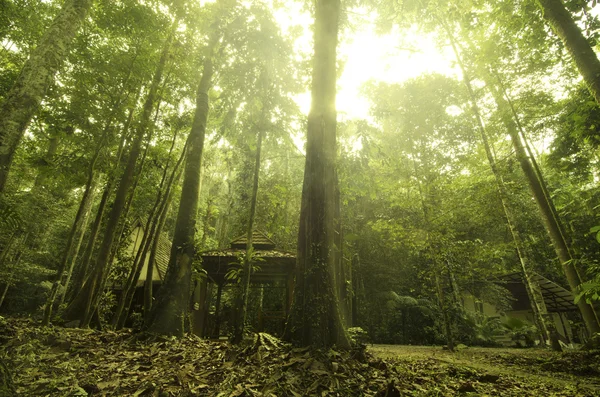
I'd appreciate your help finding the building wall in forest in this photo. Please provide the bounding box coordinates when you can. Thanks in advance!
[462,294,575,343]
[125,224,171,287]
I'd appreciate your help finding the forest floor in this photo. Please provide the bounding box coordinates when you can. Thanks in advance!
[0,316,599,396]
[370,344,600,394]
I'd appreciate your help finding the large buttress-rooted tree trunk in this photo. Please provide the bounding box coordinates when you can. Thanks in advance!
[285,0,350,349]
[0,0,93,192]
[536,0,600,104]
[146,53,214,336]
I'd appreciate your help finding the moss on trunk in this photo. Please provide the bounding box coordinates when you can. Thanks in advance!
[0,0,93,191]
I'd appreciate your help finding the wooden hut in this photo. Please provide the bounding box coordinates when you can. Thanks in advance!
[191,230,295,337]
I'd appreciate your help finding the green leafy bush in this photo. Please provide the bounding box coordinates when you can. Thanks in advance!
[502,317,538,347]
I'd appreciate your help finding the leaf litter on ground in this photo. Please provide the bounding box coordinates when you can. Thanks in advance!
[0,316,596,396]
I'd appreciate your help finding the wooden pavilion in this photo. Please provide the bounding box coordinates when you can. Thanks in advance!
[191,230,296,337]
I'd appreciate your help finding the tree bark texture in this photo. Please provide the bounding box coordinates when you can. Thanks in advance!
[285,0,350,349]
[536,0,600,104]
[147,52,214,336]
[0,0,93,192]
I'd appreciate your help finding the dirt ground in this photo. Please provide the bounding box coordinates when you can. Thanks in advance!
[370,344,600,394]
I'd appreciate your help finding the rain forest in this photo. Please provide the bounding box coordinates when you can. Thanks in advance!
[2,0,600,395]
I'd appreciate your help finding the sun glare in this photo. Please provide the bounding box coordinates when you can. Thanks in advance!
[273,4,460,121]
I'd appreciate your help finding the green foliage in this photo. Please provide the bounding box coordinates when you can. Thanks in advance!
[347,327,370,347]
[455,312,504,347]
[502,317,538,348]
[225,249,264,283]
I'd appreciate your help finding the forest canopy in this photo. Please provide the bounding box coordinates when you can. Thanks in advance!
[1,0,600,354]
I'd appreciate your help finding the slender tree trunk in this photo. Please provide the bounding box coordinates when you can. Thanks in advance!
[536,0,600,104]
[218,162,235,248]
[435,273,455,351]
[82,101,155,328]
[114,138,186,329]
[234,129,263,343]
[495,72,570,247]
[41,175,97,325]
[0,0,93,191]
[66,28,175,328]
[0,283,9,308]
[492,82,600,334]
[442,27,554,345]
[413,152,453,351]
[147,40,215,335]
[41,120,111,325]
[143,181,177,319]
[200,198,213,249]
[111,127,178,328]
[285,0,350,349]
[68,102,134,300]
[58,192,93,306]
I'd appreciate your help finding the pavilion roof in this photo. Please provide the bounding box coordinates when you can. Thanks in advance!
[497,272,577,313]
[198,230,295,284]
[229,230,277,250]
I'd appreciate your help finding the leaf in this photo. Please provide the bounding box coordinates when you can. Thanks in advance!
[345,233,359,242]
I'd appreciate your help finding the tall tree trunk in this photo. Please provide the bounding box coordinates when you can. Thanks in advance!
[68,100,135,300]
[442,25,554,345]
[0,282,9,308]
[411,148,453,351]
[41,174,97,325]
[143,178,178,319]
[147,42,215,336]
[494,72,571,247]
[111,132,169,327]
[41,118,114,325]
[66,28,175,328]
[536,0,600,104]
[114,136,186,329]
[0,0,93,191]
[200,198,213,249]
[234,128,263,343]
[435,272,455,351]
[491,82,600,334]
[285,0,350,349]
[58,191,94,306]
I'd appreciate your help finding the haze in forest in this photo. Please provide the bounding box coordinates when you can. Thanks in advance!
[2,0,600,395]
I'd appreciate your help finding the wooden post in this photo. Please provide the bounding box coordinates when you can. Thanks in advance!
[191,277,208,337]
[286,272,294,316]
[558,312,571,344]
[213,282,224,338]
